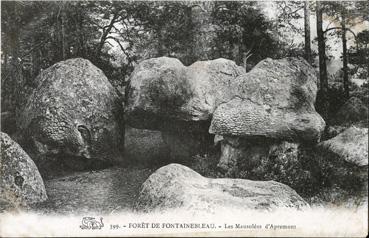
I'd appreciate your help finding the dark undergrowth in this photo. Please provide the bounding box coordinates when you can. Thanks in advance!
[188,145,367,208]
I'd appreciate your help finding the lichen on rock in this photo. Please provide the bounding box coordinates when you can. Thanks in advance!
[135,164,309,213]
[0,132,47,210]
[17,58,124,170]
[210,57,325,143]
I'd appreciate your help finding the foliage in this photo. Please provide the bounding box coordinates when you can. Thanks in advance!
[1,1,368,120]
[349,30,369,79]
[211,1,286,66]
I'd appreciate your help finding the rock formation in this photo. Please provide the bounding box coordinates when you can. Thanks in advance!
[0,132,47,210]
[17,58,124,172]
[126,56,245,160]
[126,57,245,129]
[209,57,325,173]
[315,126,368,192]
[135,164,309,213]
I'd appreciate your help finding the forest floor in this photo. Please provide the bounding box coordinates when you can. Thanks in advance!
[28,125,367,215]
[32,166,154,215]
[30,163,367,215]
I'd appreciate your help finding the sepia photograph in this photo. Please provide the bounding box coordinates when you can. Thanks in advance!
[0,0,368,237]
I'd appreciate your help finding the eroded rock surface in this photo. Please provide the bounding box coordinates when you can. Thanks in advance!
[0,132,47,210]
[135,164,309,213]
[209,58,325,177]
[211,98,325,143]
[210,57,325,143]
[17,58,124,168]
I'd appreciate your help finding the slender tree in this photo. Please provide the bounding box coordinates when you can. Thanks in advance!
[316,0,329,120]
[323,1,368,99]
[304,0,312,63]
[188,1,215,61]
[340,6,349,99]
[276,1,312,63]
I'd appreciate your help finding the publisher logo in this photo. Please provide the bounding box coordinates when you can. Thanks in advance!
[80,217,104,230]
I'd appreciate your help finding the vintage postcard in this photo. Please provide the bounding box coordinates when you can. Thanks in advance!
[0,0,368,237]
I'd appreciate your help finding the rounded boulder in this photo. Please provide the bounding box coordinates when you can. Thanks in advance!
[17,58,124,165]
[135,163,309,213]
[0,132,47,210]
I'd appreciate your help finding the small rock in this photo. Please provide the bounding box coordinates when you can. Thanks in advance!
[315,126,368,191]
[318,126,368,167]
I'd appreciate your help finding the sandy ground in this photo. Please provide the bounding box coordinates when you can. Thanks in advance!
[32,166,154,215]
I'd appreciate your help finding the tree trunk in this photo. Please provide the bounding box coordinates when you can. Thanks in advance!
[3,48,8,72]
[76,2,85,57]
[316,1,329,120]
[96,13,119,58]
[189,1,215,61]
[61,7,66,60]
[156,27,166,56]
[304,0,312,64]
[341,11,349,99]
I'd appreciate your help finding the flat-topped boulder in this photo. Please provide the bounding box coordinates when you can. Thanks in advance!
[135,164,309,213]
[210,57,325,143]
[126,57,245,130]
[0,132,47,210]
[125,57,245,160]
[209,57,325,175]
[17,58,124,168]
[210,97,325,143]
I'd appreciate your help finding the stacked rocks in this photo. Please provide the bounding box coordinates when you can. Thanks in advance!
[209,58,325,173]
[125,57,245,160]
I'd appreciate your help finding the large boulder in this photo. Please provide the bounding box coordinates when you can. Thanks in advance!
[126,57,245,161]
[17,58,124,168]
[0,132,47,210]
[315,126,368,192]
[210,98,325,143]
[209,58,325,174]
[126,57,245,130]
[135,164,309,213]
[210,57,325,143]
